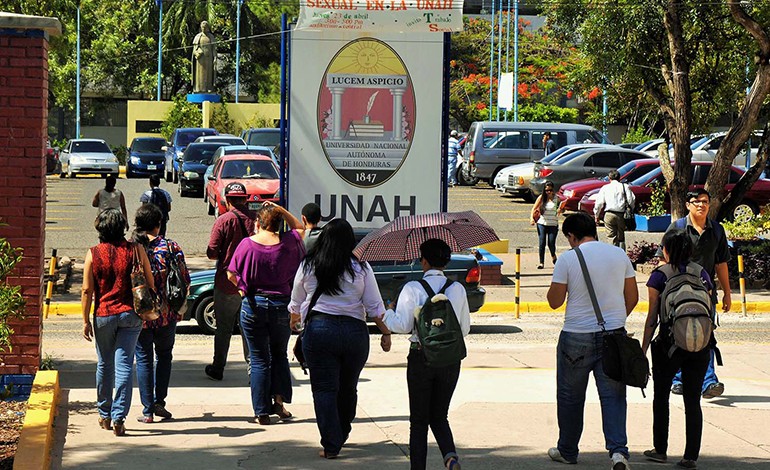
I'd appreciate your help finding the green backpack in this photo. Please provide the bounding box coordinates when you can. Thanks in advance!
[415,279,467,367]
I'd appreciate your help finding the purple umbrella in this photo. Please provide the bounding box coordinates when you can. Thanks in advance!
[354,210,499,262]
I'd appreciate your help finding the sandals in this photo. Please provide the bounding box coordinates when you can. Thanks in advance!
[319,450,339,459]
[98,416,112,431]
[272,403,293,420]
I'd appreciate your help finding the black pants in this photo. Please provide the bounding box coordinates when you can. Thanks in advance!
[407,349,461,470]
[651,338,710,461]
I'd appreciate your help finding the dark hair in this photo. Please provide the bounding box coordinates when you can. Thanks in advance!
[149,174,161,187]
[302,203,321,225]
[132,204,163,246]
[256,204,283,232]
[543,180,555,199]
[95,208,126,243]
[105,174,117,192]
[661,228,693,266]
[420,239,451,268]
[544,132,552,138]
[687,189,710,202]
[303,218,361,296]
[561,212,597,240]
[608,170,620,181]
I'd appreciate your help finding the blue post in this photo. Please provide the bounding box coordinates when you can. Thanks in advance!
[76,5,81,138]
[156,0,163,101]
[746,60,751,169]
[235,0,244,103]
[504,0,510,121]
[496,0,503,121]
[602,87,608,136]
[513,0,519,122]
[488,0,495,120]
[279,13,288,208]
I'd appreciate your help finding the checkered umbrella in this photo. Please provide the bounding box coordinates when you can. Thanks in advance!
[354,210,499,262]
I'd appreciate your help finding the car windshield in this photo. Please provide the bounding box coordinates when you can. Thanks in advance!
[224,148,270,157]
[72,141,111,153]
[183,146,218,163]
[246,131,280,148]
[631,167,662,186]
[202,137,244,145]
[220,160,279,179]
[132,140,165,153]
[178,130,215,147]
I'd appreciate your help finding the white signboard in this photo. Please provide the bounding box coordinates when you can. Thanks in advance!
[289,29,444,228]
[297,0,464,33]
[498,72,513,110]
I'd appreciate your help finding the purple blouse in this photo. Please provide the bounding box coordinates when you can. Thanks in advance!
[228,230,305,297]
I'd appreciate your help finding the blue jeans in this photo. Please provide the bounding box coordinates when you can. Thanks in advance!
[447,155,458,186]
[94,311,142,422]
[556,330,628,462]
[135,322,176,417]
[303,314,370,455]
[239,296,292,416]
[673,347,718,393]
[537,224,558,264]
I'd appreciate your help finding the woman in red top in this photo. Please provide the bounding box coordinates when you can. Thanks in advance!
[82,209,154,436]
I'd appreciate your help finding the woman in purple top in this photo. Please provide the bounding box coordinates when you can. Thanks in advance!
[227,201,305,425]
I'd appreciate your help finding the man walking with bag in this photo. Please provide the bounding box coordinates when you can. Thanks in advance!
[546,213,638,469]
[594,170,635,250]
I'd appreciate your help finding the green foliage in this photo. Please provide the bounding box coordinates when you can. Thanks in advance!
[40,353,56,371]
[638,183,667,216]
[622,126,656,144]
[111,145,128,165]
[211,102,236,135]
[160,96,202,141]
[514,103,578,123]
[244,112,275,131]
[0,235,25,354]
[722,205,770,240]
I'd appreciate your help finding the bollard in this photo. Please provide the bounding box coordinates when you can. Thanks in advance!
[44,249,57,319]
[738,254,747,316]
[515,248,521,319]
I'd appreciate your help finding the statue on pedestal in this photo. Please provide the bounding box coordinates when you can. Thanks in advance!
[191,21,216,93]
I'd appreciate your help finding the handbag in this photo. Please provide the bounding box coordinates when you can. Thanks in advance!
[131,244,160,322]
[574,246,649,393]
[621,183,636,231]
[292,287,323,375]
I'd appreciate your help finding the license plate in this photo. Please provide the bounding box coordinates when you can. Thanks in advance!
[147,164,157,170]
[248,202,263,211]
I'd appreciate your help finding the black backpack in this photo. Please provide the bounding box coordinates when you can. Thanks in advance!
[164,240,188,314]
[415,279,466,367]
[149,188,170,220]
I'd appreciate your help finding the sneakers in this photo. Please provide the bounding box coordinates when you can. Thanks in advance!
[611,453,630,470]
[548,447,576,464]
[152,403,173,420]
[677,459,697,469]
[136,415,153,424]
[643,449,667,463]
[671,383,683,395]
[702,382,724,399]
[205,364,223,381]
[255,414,272,425]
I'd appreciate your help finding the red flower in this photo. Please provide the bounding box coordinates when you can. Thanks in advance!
[475,102,487,110]
[566,90,574,99]
[587,87,601,100]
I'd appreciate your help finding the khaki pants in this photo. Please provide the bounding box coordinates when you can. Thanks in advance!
[603,212,626,251]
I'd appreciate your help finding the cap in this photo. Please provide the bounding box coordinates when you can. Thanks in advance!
[224,182,248,197]
[450,130,458,137]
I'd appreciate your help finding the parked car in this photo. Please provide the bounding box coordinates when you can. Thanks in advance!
[205,154,280,216]
[240,128,281,155]
[126,137,166,178]
[634,138,665,156]
[577,161,769,221]
[59,138,119,178]
[529,148,650,196]
[194,135,246,146]
[618,143,640,149]
[163,127,217,183]
[184,248,486,334]
[690,131,764,165]
[557,158,665,212]
[178,142,229,197]
[203,145,278,190]
[464,121,609,184]
[46,140,60,175]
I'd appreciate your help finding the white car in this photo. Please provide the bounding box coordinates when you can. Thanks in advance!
[59,138,119,178]
[194,135,246,146]
[690,131,764,165]
[634,138,665,156]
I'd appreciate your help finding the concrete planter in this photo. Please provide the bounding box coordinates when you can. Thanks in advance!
[634,214,671,232]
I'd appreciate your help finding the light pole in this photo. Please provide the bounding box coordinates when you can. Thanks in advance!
[235,0,244,103]
[504,0,510,121]
[513,0,518,122]
[156,0,163,101]
[76,3,81,138]
[496,0,503,121]
[488,0,495,120]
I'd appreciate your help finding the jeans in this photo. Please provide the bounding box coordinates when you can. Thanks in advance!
[212,287,250,374]
[672,348,718,394]
[239,296,293,416]
[537,224,558,264]
[556,330,628,462]
[603,212,627,251]
[447,155,458,186]
[93,311,142,422]
[303,314,370,454]
[135,322,176,417]
[407,349,461,470]
[651,338,710,461]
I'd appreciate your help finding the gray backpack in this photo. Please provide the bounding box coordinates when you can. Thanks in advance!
[657,262,713,354]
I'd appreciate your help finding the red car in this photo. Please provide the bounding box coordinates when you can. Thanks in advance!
[205,154,280,217]
[558,158,664,212]
[578,161,770,221]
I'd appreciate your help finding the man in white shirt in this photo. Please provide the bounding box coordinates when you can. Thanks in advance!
[594,170,635,250]
[546,213,638,470]
[383,238,470,470]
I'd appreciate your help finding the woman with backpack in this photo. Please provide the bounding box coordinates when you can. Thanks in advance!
[641,229,714,469]
[132,203,190,424]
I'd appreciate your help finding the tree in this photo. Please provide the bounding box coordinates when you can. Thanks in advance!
[0,235,24,354]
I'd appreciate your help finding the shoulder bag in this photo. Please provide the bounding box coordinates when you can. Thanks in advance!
[292,287,323,375]
[622,183,636,231]
[131,243,160,322]
[574,246,648,393]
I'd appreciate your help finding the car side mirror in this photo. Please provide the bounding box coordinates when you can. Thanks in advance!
[207,175,216,181]
[161,146,168,151]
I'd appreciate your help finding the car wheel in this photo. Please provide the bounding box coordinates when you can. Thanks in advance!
[208,199,215,215]
[165,170,172,183]
[173,168,178,184]
[125,168,133,179]
[194,295,216,335]
[457,167,478,186]
[178,182,186,197]
[732,201,758,223]
[522,190,536,203]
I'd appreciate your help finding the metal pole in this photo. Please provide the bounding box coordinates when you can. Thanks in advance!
[76,5,81,138]
[504,0,510,121]
[442,32,451,212]
[279,13,288,208]
[738,254,747,315]
[496,0,503,121]
[513,0,519,122]
[156,0,163,101]
[602,88,608,136]
[44,249,57,319]
[746,60,751,169]
[488,0,495,120]
[515,248,521,318]
[235,0,243,103]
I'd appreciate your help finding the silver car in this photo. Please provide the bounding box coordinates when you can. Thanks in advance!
[59,139,119,178]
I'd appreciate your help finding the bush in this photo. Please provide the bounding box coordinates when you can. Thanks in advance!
[728,240,770,289]
[211,101,236,135]
[112,145,128,165]
[159,95,202,141]
[638,183,667,216]
[627,241,660,267]
[722,204,770,240]
[0,234,25,354]
[514,103,579,123]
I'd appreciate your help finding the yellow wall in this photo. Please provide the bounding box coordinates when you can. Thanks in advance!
[126,100,281,146]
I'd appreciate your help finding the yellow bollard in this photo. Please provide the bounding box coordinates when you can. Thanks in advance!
[738,254,747,316]
[515,248,521,319]
[44,249,57,319]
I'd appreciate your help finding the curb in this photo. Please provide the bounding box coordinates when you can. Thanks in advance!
[13,370,59,470]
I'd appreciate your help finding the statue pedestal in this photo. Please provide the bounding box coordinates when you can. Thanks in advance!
[187,93,221,104]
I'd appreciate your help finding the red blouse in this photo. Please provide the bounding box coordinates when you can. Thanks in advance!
[90,239,134,317]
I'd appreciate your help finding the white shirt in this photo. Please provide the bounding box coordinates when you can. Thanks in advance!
[382,270,471,343]
[551,241,635,333]
[594,180,635,215]
[289,259,385,323]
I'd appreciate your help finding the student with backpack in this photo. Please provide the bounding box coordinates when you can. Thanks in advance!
[382,238,470,470]
[139,175,172,237]
[642,229,714,469]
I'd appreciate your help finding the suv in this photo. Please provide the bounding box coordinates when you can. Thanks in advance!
[163,128,217,183]
[240,128,281,155]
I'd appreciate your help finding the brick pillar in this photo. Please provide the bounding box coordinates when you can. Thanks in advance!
[0,14,61,374]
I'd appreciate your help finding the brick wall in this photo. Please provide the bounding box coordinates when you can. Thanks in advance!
[0,30,50,374]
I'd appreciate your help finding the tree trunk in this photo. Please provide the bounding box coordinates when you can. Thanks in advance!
[718,122,770,220]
